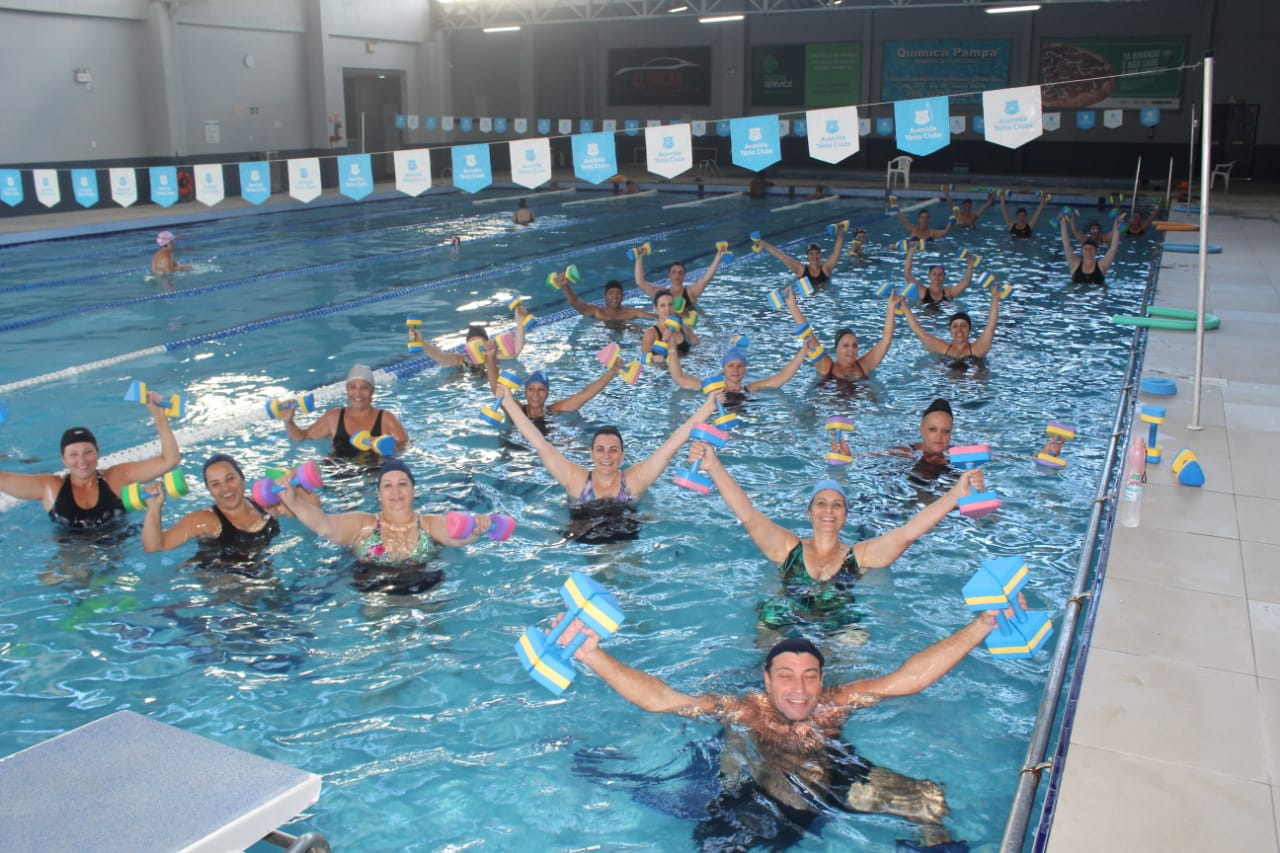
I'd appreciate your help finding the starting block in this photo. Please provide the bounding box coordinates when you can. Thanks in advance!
[1140,405,1166,464]
[949,444,1001,519]
[0,710,326,853]
[515,572,626,695]
[1171,448,1205,487]
[962,556,1053,658]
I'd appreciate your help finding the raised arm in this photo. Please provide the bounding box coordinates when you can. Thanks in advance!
[664,345,703,391]
[1027,192,1051,228]
[409,329,467,368]
[931,218,954,241]
[896,208,915,235]
[574,626,719,717]
[830,612,995,706]
[1068,213,1087,244]
[498,386,587,495]
[1060,216,1081,270]
[999,191,1014,228]
[972,192,996,221]
[746,345,807,392]
[758,238,805,277]
[943,258,978,300]
[0,470,62,507]
[685,247,727,302]
[694,441,800,563]
[857,296,900,373]
[903,244,922,287]
[277,483,371,547]
[853,469,983,568]
[822,228,846,276]
[971,290,1000,357]
[549,362,621,414]
[633,251,661,298]
[900,303,951,356]
[624,393,720,495]
[142,492,219,553]
[104,395,182,490]
[1099,217,1124,273]
[561,280,603,320]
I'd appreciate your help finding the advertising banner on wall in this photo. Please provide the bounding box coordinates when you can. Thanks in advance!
[238,162,271,205]
[806,106,860,164]
[751,43,861,108]
[571,132,618,185]
[730,116,781,172]
[509,138,551,189]
[71,169,98,208]
[194,164,224,207]
[451,144,493,194]
[33,169,60,208]
[1040,39,1185,109]
[394,149,432,196]
[338,154,373,200]
[150,166,179,208]
[644,123,693,179]
[894,96,950,156]
[0,170,22,207]
[109,167,138,208]
[882,40,1010,105]
[982,85,1043,149]
[609,47,711,106]
[289,158,323,203]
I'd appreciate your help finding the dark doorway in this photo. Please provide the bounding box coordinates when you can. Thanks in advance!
[1211,103,1259,180]
[342,69,405,178]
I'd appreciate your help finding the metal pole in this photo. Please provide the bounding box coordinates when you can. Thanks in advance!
[1165,157,1174,210]
[360,111,366,154]
[1185,103,1197,213]
[1190,54,1213,431]
[1130,156,1142,217]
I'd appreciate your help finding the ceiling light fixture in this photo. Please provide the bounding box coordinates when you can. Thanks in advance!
[668,5,689,11]
[483,25,521,32]
[699,14,744,23]
[985,4,1041,13]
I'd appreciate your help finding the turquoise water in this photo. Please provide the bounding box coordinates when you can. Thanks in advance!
[0,190,1154,851]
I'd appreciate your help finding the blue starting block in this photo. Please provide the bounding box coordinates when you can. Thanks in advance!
[515,572,626,695]
[962,556,1053,658]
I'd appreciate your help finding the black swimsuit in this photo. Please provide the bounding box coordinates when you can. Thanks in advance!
[332,409,386,459]
[192,499,280,575]
[48,474,125,530]
[1072,264,1105,285]
[804,266,830,287]
[1010,224,1033,239]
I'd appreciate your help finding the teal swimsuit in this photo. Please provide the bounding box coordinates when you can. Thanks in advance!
[356,515,442,566]
[758,543,864,631]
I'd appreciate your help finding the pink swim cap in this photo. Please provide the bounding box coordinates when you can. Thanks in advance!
[156,231,175,246]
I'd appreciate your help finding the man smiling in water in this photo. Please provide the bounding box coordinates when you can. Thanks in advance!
[562,612,998,851]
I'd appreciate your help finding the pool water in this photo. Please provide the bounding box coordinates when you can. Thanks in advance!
[0,189,1155,851]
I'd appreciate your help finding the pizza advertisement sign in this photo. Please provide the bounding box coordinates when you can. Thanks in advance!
[1039,39,1186,109]
[751,43,862,108]
[881,40,1010,106]
[609,47,712,106]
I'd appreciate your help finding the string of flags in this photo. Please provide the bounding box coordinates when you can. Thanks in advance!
[0,82,1166,210]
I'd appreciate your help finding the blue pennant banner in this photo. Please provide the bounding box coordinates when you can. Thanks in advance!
[71,169,99,208]
[150,166,179,208]
[572,131,618,185]
[338,154,374,200]
[730,115,782,172]
[238,162,271,205]
[451,144,493,194]
[893,96,950,156]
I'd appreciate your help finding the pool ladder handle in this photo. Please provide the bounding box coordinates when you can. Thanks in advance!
[263,829,333,853]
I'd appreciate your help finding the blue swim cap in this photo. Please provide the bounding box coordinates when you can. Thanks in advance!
[722,347,747,367]
[808,478,847,503]
[378,458,416,486]
[526,370,550,388]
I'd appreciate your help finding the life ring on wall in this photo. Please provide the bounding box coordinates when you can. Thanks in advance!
[177,170,194,200]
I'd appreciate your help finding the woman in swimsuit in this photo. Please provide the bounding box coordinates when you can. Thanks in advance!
[277,459,497,569]
[900,288,1001,373]
[633,250,725,327]
[408,312,529,370]
[888,398,956,484]
[685,441,984,632]
[903,243,978,307]
[282,364,409,459]
[999,190,1051,238]
[667,339,808,395]
[756,233,845,287]
[141,453,319,569]
[486,350,621,435]
[0,393,181,531]
[785,289,900,382]
[497,384,719,507]
[641,290,699,364]
[1062,215,1123,285]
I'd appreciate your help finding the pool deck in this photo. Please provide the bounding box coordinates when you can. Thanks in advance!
[2,173,1278,852]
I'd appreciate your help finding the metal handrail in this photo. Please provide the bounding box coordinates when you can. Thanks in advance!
[999,249,1161,852]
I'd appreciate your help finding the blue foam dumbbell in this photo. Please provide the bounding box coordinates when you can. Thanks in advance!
[961,556,1054,658]
[515,572,626,695]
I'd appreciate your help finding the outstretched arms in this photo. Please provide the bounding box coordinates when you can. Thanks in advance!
[900,303,951,356]
[853,469,984,568]
[856,296,900,373]
[624,393,720,495]
[970,289,1001,357]
[498,386,588,495]
[757,238,805,277]
[692,441,800,563]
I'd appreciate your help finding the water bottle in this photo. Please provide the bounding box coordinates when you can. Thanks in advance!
[1118,436,1147,528]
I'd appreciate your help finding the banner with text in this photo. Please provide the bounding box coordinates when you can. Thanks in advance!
[288,158,323,203]
[194,164,224,207]
[1040,39,1186,109]
[509,138,551,189]
[644,123,693,179]
[882,40,1010,106]
[729,115,781,172]
[238,162,271,205]
[982,86,1043,149]
[150,166,179,208]
[34,169,60,208]
[110,168,137,208]
[752,43,861,108]
[894,96,950,156]
[803,105,865,163]
[0,170,22,207]
[394,149,432,196]
[71,169,98,208]
[338,154,374,200]
[451,144,493,194]
[571,132,618,185]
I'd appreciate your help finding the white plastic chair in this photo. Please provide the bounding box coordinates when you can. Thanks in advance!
[1210,160,1236,192]
[887,156,912,190]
